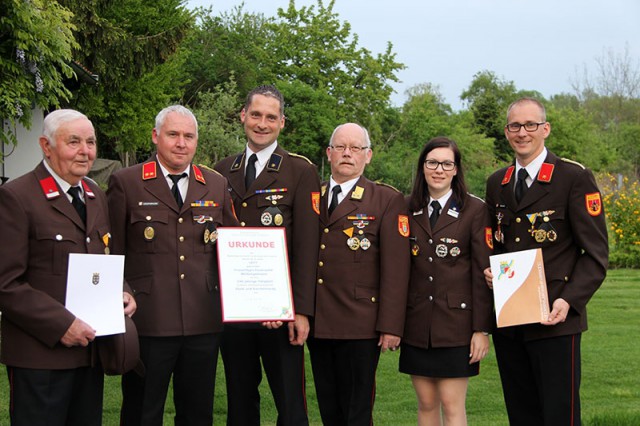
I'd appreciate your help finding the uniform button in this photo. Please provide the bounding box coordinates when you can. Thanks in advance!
[320,244,326,250]
[515,237,521,242]
[544,216,550,222]
[146,216,151,221]
[180,274,185,279]
[371,297,376,302]
[178,218,184,223]
[428,257,433,262]
[428,276,433,282]
[564,276,569,282]
[358,230,363,235]
[317,279,323,285]
[242,202,248,208]
[461,303,467,309]
[516,217,521,223]
[86,237,91,243]
[56,234,63,241]
[324,228,329,233]
[428,239,433,244]
[272,200,277,205]
[318,261,324,267]
[179,236,185,242]
[429,296,433,301]
[180,255,185,261]
[241,222,246,227]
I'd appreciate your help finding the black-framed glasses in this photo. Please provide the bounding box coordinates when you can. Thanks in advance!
[330,145,369,153]
[424,159,456,171]
[505,122,546,133]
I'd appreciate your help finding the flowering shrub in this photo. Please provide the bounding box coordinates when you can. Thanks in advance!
[601,174,640,268]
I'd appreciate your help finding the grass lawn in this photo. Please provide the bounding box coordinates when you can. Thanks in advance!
[1,269,638,425]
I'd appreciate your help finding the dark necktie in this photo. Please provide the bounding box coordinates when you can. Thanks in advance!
[68,186,86,223]
[328,185,342,215]
[515,168,529,203]
[168,173,187,209]
[245,153,258,189]
[430,200,441,229]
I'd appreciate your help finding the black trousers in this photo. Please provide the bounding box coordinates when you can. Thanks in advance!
[307,337,381,426]
[120,333,221,426]
[220,326,308,426]
[7,365,103,426]
[493,331,582,426]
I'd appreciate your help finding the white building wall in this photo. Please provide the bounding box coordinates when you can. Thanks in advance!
[1,108,44,183]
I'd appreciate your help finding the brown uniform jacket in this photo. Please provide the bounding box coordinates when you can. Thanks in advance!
[314,176,410,339]
[214,146,320,317]
[485,151,608,340]
[0,162,111,369]
[403,195,493,349]
[108,156,237,336]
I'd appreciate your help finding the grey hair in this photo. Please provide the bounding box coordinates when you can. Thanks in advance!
[328,123,371,148]
[42,109,89,146]
[506,97,547,123]
[155,105,198,137]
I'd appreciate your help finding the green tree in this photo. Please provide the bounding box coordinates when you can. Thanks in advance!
[58,0,194,163]
[0,0,77,145]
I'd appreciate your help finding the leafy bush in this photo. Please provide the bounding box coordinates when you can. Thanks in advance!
[601,174,640,268]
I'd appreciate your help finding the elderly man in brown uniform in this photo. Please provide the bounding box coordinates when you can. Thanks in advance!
[485,97,608,426]
[0,109,136,425]
[214,85,320,426]
[308,122,410,426]
[108,105,237,425]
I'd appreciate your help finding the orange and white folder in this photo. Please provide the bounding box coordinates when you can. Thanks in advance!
[490,248,550,328]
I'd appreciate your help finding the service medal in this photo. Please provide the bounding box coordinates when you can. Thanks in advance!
[534,229,547,242]
[204,228,210,244]
[104,247,110,255]
[347,237,360,251]
[144,226,155,241]
[547,230,557,242]
[274,213,283,226]
[450,246,461,257]
[411,243,420,256]
[261,212,273,226]
[360,237,371,250]
[435,244,448,258]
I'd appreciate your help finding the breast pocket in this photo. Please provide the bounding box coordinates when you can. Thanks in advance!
[256,192,291,227]
[130,210,169,253]
[35,223,79,275]
[191,207,223,253]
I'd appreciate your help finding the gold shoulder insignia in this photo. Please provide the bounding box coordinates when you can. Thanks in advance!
[198,163,222,177]
[561,158,586,170]
[375,181,401,193]
[288,152,314,165]
[467,192,486,203]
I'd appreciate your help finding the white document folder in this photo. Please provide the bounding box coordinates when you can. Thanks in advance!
[65,253,125,336]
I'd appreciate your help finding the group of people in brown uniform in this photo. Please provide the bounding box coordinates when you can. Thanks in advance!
[0,85,608,426]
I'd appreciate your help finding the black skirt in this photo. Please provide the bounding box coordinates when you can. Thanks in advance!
[399,343,479,378]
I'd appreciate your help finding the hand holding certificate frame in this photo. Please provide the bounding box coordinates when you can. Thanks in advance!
[490,248,550,327]
[217,227,295,322]
[65,253,125,336]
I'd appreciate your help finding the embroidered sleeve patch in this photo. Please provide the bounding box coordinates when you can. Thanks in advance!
[311,192,320,215]
[485,227,494,249]
[585,193,602,216]
[398,215,410,237]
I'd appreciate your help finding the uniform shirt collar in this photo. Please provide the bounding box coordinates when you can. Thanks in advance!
[246,141,278,175]
[516,147,547,186]
[43,159,82,200]
[429,189,452,216]
[329,176,360,204]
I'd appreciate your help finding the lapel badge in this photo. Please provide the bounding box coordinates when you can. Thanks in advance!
[447,208,459,218]
[39,176,60,199]
[192,164,206,184]
[537,163,554,183]
[142,162,157,180]
[81,180,95,198]
[501,166,515,185]
[351,186,364,200]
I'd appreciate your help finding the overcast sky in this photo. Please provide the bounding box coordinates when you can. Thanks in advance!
[185,0,640,110]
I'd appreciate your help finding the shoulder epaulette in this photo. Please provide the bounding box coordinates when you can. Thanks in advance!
[198,163,222,177]
[561,158,586,170]
[375,181,401,193]
[467,192,486,203]
[288,152,314,165]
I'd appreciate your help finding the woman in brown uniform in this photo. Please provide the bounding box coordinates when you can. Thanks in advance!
[400,137,494,426]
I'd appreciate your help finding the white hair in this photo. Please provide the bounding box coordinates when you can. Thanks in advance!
[42,109,89,146]
[155,105,198,137]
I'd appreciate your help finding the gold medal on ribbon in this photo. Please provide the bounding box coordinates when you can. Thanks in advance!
[534,229,547,243]
[144,226,155,241]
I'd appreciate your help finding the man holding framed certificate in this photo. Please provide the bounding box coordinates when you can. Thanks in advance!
[214,85,321,426]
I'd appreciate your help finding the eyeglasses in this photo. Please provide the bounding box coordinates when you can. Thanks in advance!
[505,122,546,133]
[330,145,369,153]
[424,159,456,171]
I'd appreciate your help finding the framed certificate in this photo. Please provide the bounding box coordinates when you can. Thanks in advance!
[65,253,125,336]
[490,248,550,328]
[217,227,295,322]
